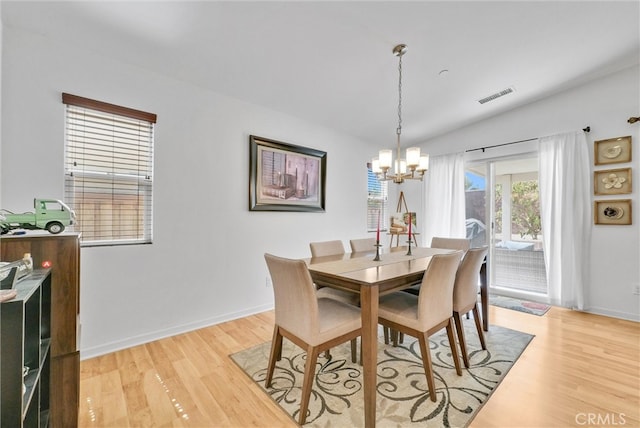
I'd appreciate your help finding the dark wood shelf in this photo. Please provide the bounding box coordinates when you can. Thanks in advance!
[2,233,80,427]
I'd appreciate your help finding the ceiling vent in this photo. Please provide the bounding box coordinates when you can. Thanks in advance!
[478,86,515,104]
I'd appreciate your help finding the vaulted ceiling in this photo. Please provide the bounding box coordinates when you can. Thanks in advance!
[2,1,639,147]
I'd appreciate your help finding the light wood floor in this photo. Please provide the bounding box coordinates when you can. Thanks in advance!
[79,304,640,427]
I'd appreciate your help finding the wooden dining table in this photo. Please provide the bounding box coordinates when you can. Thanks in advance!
[306,245,488,428]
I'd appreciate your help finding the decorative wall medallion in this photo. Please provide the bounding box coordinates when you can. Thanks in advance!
[594,136,632,165]
[594,168,632,195]
[594,199,632,225]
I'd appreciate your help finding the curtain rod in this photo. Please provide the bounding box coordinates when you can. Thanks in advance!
[465,126,591,153]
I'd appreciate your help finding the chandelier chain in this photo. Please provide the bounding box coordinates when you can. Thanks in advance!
[397,53,402,136]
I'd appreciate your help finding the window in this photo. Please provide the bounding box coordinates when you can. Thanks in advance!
[62,93,156,246]
[367,163,388,232]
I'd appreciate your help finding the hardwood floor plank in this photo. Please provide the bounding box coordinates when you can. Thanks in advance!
[79,304,639,427]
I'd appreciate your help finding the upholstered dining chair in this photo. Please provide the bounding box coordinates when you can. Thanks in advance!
[264,254,362,425]
[430,236,471,253]
[452,246,489,368]
[377,251,464,402]
[309,240,360,361]
[403,237,470,298]
[310,240,345,258]
[390,237,471,345]
[309,240,360,306]
[349,237,376,253]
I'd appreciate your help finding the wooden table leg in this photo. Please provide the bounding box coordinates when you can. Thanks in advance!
[360,285,378,428]
[480,260,488,331]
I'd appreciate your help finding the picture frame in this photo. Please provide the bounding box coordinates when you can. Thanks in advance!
[594,199,632,225]
[249,135,326,212]
[594,168,632,195]
[594,136,632,165]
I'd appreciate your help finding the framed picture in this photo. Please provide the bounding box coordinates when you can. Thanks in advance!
[249,135,326,212]
[594,136,632,165]
[594,199,632,225]
[594,168,632,195]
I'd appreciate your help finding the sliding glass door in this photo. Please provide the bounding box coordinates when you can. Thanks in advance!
[465,155,548,297]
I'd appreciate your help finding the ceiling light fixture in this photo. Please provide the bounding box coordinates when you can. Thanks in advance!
[372,44,428,184]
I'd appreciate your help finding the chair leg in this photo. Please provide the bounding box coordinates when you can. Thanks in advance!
[266,326,283,387]
[387,328,404,347]
[453,311,470,368]
[417,332,437,402]
[324,350,331,358]
[350,338,357,364]
[446,318,463,376]
[299,345,320,425]
[472,304,487,350]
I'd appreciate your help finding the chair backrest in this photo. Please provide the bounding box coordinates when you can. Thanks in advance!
[453,246,489,312]
[264,253,319,341]
[417,251,464,330]
[430,237,471,253]
[309,240,345,257]
[349,238,376,253]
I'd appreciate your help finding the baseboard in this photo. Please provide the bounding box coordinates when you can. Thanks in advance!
[583,306,640,322]
[79,303,274,360]
[491,287,639,322]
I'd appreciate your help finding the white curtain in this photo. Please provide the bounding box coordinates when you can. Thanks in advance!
[423,152,466,244]
[538,131,591,309]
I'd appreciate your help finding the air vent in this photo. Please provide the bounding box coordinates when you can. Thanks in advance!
[478,86,515,104]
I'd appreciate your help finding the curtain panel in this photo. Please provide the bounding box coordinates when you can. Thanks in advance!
[538,131,591,309]
[423,152,466,244]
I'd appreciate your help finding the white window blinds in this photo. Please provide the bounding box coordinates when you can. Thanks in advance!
[63,93,156,246]
[367,163,388,232]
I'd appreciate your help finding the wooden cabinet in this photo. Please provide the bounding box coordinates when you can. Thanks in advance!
[0,270,52,427]
[1,233,80,427]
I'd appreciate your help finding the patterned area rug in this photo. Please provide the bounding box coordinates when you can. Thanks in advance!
[230,318,533,427]
[489,295,551,316]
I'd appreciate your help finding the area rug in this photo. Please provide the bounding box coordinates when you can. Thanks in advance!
[230,318,533,427]
[489,294,551,316]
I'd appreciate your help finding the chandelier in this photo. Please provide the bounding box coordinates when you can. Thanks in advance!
[372,44,429,184]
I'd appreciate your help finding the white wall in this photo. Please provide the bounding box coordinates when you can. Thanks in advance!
[0,4,3,204]
[1,27,373,358]
[405,65,640,321]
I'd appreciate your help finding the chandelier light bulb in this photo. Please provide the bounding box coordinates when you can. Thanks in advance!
[406,147,421,168]
[372,158,381,173]
[418,155,430,172]
[379,150,392,169]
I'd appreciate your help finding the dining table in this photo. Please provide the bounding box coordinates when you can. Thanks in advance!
[306,245,488,428]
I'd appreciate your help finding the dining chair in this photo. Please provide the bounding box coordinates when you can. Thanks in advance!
[309,240,345,258]
[309,240,360,361]
[390,236,471,345]
[377,251,464,402]
[349,237,376,253]
[403,237,470,298]
[309,240,360,305]
[264,254,362,425]
[430,236,471,253]
[452,246,489,368]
